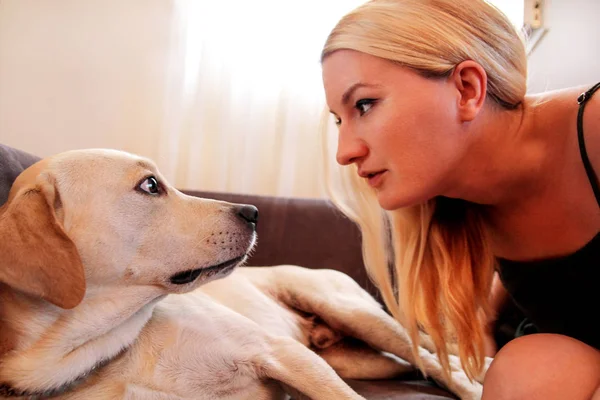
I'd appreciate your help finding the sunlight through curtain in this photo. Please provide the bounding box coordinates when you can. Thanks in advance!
[157,0,366,198]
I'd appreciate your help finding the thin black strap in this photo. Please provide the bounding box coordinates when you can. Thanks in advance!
[576,82,600,208]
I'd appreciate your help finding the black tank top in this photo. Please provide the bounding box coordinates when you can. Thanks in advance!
[496,82,600,350]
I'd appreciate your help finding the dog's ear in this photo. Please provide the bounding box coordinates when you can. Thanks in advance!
[0,174,85,309]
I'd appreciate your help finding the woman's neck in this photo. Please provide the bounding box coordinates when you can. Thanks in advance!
[442,95,565,209]
[449,89,600,260]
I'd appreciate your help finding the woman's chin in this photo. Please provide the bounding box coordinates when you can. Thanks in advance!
[376,190,431,211]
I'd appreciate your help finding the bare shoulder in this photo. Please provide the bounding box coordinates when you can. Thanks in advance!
[530,83,600,176]
[493,85,600,260]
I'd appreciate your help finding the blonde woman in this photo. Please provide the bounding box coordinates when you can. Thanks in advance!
[320,0,599,398]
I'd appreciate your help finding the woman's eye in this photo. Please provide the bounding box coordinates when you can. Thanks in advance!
[139,176,160,195]
[355,99,376,116]
[334,116,342,126]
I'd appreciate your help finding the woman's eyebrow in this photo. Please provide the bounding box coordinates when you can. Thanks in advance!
[341,82,381,105]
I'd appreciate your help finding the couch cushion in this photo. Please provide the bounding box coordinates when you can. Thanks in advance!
[347,377,457,400]
[0,144,41,206]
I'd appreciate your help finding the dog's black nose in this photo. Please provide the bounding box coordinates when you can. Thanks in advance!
[237,205,259,225]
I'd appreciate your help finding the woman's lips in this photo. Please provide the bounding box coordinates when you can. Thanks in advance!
[367,170,386,188]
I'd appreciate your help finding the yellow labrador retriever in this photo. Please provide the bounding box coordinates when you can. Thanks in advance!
[0,149,486,400]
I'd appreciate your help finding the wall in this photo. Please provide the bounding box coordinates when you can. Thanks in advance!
[527,0,600,93]
[0,0,175,159]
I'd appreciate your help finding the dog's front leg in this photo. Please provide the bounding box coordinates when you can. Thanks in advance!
[277,285,483,400]
[318,304,483,400]
[255,335,365,400]
[315,338,414,380]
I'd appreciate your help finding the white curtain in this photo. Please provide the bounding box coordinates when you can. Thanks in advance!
[156,0,365,198]
[0,0,363,198]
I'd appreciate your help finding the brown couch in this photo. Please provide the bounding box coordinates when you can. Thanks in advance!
[0,143,457,399]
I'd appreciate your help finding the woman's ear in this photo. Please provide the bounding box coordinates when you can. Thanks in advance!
[451,60,488,122]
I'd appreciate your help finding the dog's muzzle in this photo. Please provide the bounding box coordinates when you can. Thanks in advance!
[169,256,245,285]
[236,204,258,227]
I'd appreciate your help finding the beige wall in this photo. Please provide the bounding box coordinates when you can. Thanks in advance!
[527,0,600,93]
[0,0,174,159]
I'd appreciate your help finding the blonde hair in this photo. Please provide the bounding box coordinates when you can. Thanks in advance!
[321,0,527,380]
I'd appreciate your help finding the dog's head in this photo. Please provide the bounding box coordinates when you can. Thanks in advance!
[0,149,257,310]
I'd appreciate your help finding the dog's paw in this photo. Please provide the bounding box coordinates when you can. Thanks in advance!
[473,356,493,385]
[448,373,482,400]
[437,354,483,400]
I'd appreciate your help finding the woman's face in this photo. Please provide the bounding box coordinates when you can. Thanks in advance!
[322,50,471,210]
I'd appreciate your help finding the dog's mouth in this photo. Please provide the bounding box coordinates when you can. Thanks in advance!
[169,256,245,285]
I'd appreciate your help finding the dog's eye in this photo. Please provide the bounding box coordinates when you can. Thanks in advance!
[138,176,160,195]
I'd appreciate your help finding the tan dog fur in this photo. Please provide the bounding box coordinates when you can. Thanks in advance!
[0,149,487,400]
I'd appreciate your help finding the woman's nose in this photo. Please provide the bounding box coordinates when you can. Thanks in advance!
[336,129,368,166]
